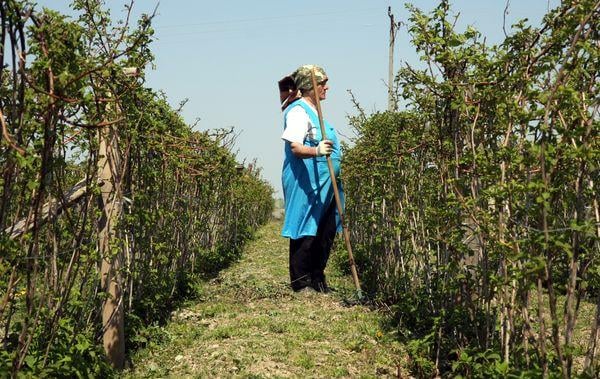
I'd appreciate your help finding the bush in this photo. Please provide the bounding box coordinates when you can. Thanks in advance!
[343,1,600,376]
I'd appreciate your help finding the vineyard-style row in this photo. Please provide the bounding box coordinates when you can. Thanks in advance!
[0,1,273,376]
[343,1,598,377]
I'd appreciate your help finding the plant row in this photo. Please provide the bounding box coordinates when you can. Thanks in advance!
[343,1,599,377]
[0,0,273,376]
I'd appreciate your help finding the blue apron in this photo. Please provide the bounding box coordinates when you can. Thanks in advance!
[281,99,344,239]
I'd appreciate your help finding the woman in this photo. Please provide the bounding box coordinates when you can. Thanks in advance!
[279,64,343,293]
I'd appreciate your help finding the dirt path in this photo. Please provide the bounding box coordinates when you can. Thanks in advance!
[125,221,407,378]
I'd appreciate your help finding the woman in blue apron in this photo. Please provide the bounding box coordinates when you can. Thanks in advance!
[279,64,343,293]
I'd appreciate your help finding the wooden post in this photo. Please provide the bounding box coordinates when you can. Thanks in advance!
[387,7,401,112]
[98,98,125,369]
[5,178,92,239]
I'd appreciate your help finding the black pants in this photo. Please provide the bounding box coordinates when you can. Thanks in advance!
[289,201,337,291]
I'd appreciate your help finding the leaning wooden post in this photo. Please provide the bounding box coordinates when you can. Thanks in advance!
[98,93,125,369]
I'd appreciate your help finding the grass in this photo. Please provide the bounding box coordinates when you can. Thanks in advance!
[522,289,598,375]
[124,220,407,378]
[123,219,599,377]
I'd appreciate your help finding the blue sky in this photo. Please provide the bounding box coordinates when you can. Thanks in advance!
[35,1,559,197]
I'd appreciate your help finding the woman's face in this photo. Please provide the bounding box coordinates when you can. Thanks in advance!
[316,79,329,100]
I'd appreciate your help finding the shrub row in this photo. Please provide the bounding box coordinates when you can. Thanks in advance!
[0,1,273,376]
[343,1,599,377]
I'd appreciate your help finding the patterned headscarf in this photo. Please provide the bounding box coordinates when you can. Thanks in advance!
[291,64,327,91]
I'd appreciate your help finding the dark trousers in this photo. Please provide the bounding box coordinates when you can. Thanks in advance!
[289,201,337,291]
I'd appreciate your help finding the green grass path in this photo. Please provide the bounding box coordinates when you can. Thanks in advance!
[125,221,407,378]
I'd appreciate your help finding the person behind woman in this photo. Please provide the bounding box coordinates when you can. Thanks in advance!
[279,64,344,293]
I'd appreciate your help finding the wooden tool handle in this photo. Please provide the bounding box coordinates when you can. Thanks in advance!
[310,68,363,296]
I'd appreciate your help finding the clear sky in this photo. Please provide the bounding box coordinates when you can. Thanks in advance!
[35,1,559,197]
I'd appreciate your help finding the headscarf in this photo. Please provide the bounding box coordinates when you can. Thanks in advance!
[291,64,327,91]
[278,64,327,111]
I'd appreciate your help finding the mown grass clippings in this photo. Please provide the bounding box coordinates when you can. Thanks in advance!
[125,221,408,378]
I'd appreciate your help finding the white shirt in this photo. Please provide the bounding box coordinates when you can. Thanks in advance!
[281,101,317,144]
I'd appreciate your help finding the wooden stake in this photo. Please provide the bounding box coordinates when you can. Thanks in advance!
[98,101,125,369]
[387,7,401,112]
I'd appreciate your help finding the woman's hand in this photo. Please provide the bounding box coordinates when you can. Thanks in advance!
[316,140,333,156]
[289,140,332,159]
